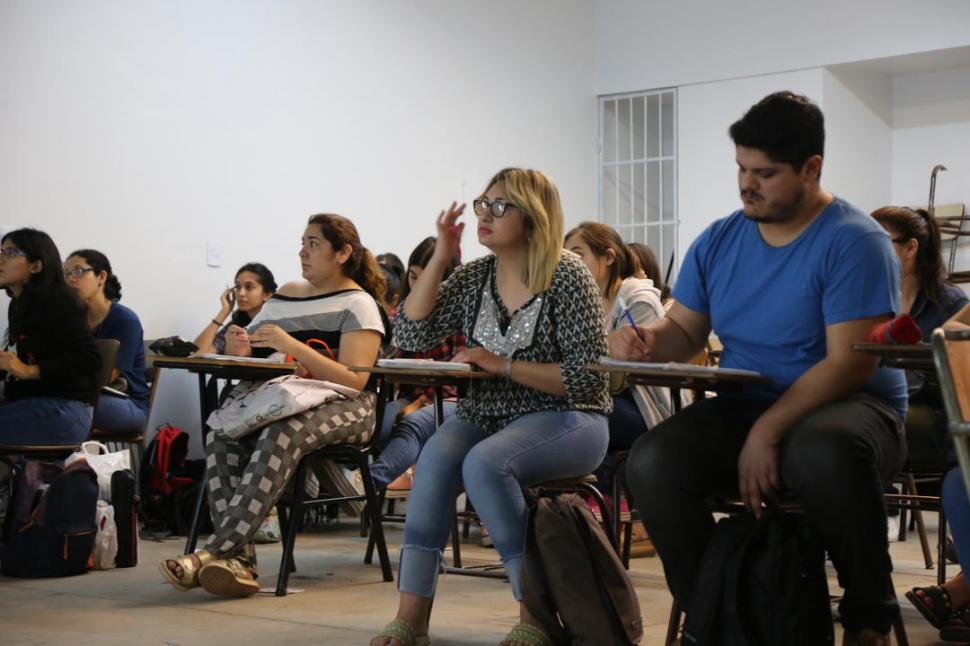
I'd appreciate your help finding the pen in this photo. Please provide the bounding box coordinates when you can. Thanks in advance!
[617,296,647,344]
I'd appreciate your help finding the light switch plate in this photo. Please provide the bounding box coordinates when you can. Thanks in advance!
[206,239,223,267]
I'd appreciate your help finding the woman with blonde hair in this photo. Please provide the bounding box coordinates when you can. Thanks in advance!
[160,213,386,597]
[372,168,611,646]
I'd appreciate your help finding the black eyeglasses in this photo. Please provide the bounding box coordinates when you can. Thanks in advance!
[0,247,27,259]
[64,266,95,279]
[473,198,518,219]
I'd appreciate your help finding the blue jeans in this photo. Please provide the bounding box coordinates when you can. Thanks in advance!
[93,393,148,435]
[370,400,456,489]
[944,468,970,569]
[397,410,608,601]
[595,391,649,492]
[0,397,93,446]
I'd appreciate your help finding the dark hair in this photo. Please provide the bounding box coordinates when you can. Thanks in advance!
[401,236,460,300]
[628,242,672,302]
[230,262,277,327]
[377,253,406,306]
[564,222,639,300]
[729,91,825,172]
[872,206,947,303]
[2,228,70,299]
[307,213,387,308]
[68,248,122,301]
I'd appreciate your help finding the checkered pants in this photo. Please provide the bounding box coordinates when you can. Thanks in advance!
[201,391,376,565]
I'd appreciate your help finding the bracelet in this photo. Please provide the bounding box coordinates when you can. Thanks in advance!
[212,318,225,327]
[504,358,513,379]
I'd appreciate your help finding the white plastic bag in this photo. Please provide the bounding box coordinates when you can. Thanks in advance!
[92,500,118,570]
[65,441,131,501]
[207,375,360,440]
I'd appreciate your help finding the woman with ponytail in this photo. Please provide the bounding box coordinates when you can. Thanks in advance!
[65,249,150,435]
[873,207,970,634]
[160,213,387,598]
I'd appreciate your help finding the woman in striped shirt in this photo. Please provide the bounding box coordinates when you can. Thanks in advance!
[160,213,386,597]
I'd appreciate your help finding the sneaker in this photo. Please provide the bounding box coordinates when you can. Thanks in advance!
[887,515,900,543]
[254,511,281,544]
[314,459,365,517]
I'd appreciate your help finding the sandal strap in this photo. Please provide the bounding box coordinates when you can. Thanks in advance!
[375,619,419,646]
[224,557,257,580]
[505,622,552,646]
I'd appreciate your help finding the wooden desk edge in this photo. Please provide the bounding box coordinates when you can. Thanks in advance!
[150,356,298,372]
[585,363,770,385]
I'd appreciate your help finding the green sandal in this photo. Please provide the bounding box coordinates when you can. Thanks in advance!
[372,619,430,646]
[503,622,552,646]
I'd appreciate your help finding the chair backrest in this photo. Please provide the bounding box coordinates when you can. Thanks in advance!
[932,328,970,496]
[93,338,121,405]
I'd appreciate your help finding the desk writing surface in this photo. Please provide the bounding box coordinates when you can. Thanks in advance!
[351,364,493,385]
[587,360,770,389]
[150,355,298,376]
[851,343,933,370]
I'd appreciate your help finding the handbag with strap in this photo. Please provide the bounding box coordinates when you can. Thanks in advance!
[206,374,360,439]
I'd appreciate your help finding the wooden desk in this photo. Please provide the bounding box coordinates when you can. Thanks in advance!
[852,342,934,371]
[151,355,297,553]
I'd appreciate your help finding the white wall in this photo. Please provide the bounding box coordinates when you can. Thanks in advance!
[891,65,970,275]
[0,0,597,447]
[595,0,970,95]
[821,67,893,214]
[676,69,824,268]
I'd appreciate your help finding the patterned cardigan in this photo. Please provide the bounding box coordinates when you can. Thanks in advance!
[394,252,612,433]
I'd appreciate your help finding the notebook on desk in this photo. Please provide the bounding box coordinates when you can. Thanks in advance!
[596,356,762,379]
[193,353,289,364]
[377,358,474,372]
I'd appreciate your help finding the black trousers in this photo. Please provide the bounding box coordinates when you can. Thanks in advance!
[626,393,905,634]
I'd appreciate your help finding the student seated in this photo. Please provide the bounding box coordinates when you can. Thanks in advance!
[377,252,407,318]
[872,206,967,464]
[368,236,464,492]
[64,249,150,435]
[565,222,669,449]
[159,213,385,597]
[372,168,611,646]
[623,92,907,645]
[193,262,277,355]
[0,229,101,447]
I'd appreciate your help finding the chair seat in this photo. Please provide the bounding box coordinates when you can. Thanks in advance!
[88,429,144,444]
[0,444,80,455]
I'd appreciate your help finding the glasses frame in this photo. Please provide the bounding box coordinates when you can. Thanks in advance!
[64,266,95,280]
[473,198,518,219]
[0,247,28,259]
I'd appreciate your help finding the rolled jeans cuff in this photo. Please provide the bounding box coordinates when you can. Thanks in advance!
[397,544,442,599]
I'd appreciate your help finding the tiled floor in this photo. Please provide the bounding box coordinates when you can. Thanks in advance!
[0,512,959,645]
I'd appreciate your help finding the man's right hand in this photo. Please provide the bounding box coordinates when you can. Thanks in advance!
[608,325,653,361]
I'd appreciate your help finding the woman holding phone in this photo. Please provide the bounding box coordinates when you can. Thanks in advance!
[193,263,277,355]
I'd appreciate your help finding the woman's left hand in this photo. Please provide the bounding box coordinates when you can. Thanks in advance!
[452,347,506,375]
[0,351,39,379]
[249,324,299,354]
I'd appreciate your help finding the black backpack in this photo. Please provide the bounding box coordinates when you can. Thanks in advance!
[1,459,99,578]
[522,492,643,645]
[683,509,834,646]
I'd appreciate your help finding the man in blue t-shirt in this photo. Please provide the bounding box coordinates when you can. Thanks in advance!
[622,92,906,644]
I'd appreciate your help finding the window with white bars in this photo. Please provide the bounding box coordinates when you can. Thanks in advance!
[598,89,678,283]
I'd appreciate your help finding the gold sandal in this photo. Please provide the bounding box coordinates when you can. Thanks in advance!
[158,551,216,591]
[198,557,261,597]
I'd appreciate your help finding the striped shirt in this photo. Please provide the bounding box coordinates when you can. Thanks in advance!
[246,288,385,362]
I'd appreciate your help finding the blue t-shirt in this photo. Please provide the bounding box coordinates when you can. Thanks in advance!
[674,197,908,419]
[95,302,150,412]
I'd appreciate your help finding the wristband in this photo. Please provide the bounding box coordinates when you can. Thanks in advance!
[504,358,513,379]
[212,318,225,327]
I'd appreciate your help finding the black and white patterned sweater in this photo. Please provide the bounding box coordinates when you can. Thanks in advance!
[394,252,612,433]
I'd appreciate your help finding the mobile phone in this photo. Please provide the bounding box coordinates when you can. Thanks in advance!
[226,286,236,307]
